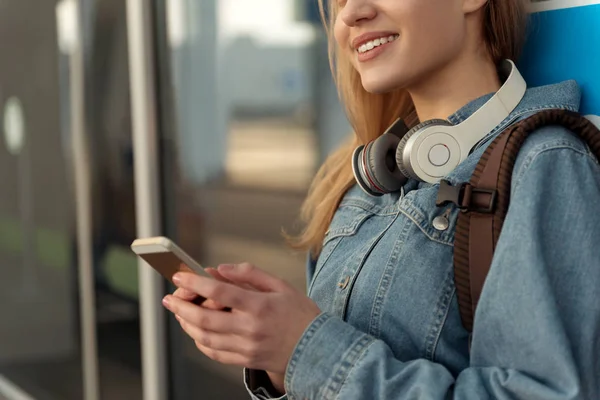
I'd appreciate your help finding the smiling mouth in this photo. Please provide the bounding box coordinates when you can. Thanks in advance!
[356,34,399,54]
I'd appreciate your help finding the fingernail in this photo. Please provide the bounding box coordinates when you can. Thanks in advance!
[219,264,234,271]
[172,274,181,285]
[162,296,170,308]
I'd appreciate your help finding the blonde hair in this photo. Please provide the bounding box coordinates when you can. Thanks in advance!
[288,0,528,258]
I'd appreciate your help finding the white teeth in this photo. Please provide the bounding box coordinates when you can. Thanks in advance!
[357,34,399,54]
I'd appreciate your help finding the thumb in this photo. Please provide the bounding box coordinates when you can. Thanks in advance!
[217,263,288,292]
[204,267,232,283]
[173,287,198,301]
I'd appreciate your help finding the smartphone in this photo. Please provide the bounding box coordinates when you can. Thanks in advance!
[131,236,209,284]
[131,237,231,310]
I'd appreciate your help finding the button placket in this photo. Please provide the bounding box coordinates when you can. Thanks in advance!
[329,228,380,317]
[332,212,400,320]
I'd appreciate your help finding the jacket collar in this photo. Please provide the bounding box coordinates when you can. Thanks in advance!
[446,79,581,126]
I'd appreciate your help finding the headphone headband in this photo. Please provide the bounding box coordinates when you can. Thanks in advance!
[455,60,527,152]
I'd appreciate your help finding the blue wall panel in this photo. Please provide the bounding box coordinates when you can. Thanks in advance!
[519,1,600,114]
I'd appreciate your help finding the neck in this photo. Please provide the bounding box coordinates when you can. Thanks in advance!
[408,55,501,123]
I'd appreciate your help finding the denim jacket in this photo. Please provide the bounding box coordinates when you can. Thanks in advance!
[245,80,600,399]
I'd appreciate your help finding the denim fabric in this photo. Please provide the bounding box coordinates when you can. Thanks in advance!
[246,80,600,399]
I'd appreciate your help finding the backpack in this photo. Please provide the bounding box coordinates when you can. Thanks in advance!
[435,109,600,332]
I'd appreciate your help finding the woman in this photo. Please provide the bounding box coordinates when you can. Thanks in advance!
[162,0,600,398]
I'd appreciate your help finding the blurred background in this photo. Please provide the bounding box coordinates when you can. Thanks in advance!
[0,0,598,399]
[0,0,350,399]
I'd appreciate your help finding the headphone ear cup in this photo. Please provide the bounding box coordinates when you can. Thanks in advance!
[396,119,452,180]
[365,133,407,193]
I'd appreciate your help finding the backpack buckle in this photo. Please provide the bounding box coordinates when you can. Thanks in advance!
[436,180,497,214]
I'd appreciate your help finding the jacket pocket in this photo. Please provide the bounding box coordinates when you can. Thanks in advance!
[308,205,374,294]
[323,205,373,244]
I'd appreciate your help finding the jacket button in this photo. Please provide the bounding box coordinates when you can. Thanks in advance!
[433,215,449,231]
[338,276,350,290]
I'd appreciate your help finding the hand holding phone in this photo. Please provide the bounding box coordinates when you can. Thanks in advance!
[173,268,231,310]
[131,236,212,306]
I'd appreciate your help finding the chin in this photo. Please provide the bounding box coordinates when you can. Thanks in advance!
[360,71,407,94]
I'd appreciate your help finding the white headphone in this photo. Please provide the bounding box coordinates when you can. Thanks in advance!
[352,59,527,196]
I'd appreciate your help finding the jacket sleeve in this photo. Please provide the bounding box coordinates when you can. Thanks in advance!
[247,137,600,399]
[244,369,287,400]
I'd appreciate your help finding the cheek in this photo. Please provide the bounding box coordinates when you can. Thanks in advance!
[408,4,464,51]
[392,0,455,40]
[396,16,465,74]
[333,17,349,51]
[333,18,359,69]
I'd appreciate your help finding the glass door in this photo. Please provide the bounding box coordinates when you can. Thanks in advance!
[0,0,147,398]
[0,1,85,398]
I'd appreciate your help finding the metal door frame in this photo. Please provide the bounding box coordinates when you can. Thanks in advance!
[68,1,100,398]
[126,1,169,399]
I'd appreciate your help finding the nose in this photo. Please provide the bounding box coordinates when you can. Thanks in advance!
[340,0,377,27]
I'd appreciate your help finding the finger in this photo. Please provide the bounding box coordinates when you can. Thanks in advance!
[176,315,240,353]
[194,342,251,368]
[217,263,289,293]
[173,266,219,306]
[202,298,227,310]
[210,266,257,292]
[205,267,232,283]
[175,270,227,309]
[173,287,198,301]
[164,295,241,333]
[187,297,231,313]
[174,286,209,307]
[173,272,257,311]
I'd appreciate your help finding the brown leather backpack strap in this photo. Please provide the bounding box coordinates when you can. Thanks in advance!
[467,130,512,317]
[453,127,515,332]
[452,109,600,333]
